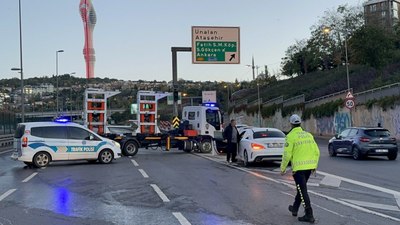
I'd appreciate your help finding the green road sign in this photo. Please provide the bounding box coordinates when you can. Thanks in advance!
[192,26,240,64]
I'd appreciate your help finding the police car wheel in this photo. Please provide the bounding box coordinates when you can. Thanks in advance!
[33,152,51,168]
[123,141,139,156]
[99,149,114,164]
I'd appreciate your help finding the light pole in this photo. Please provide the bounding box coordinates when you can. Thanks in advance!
[257,82,261,127]
[11,0,25,122]
[323,26,350,92]
[224,84,230,112]
[11,68,24,122]
[56,49,64,116]
[323,26,352,126]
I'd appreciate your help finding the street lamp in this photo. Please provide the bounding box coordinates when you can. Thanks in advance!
[322,26,350,92]
[323,26,352,126]
[11,0,25,122]
[56,49,64,116]
[257,82,261,127]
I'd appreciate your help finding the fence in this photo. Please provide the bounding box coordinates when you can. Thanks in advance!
[0,111,16,135]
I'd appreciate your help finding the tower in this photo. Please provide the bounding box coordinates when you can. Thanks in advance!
[79,0,97,79]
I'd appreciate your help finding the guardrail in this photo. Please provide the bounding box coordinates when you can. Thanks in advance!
[0,134,13,149]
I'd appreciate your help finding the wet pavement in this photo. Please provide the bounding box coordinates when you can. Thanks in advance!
[0,145,399,225]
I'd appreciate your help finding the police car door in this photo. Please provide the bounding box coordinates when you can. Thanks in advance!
[67,126,101,160]
[30,125,69,160]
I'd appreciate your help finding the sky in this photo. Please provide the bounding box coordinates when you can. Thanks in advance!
[1,0,364,83]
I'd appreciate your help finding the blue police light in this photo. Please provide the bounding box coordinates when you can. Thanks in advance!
[54,117,70,123]
[202,102,218,107]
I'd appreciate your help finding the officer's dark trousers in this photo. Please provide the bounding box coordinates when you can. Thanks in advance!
[226,142,237,162]
[292,170,312,211]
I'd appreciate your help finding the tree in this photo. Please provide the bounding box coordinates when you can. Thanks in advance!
[308,4,364,69]
[350,26,397,69]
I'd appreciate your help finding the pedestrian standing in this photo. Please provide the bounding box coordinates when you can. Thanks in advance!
[280,114,320,223]
[223,119,240,164]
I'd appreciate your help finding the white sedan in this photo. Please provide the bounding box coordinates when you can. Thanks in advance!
[238,127,286,167]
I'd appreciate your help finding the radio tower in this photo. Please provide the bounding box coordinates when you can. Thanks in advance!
[79,0,97,79]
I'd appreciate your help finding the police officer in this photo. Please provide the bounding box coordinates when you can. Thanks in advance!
[280,114,320,223]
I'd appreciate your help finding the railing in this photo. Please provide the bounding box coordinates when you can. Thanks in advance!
[0,134,13,150]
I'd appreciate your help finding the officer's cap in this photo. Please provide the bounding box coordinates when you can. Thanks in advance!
[289,114,301,124]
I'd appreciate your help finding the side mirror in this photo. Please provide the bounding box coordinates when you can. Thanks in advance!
[335,134,340,139]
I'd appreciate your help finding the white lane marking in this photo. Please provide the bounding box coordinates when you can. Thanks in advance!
[281,191,346,218]
[310,191,400,222]
[138,169,149,178]
[341,199,400,212]
[0,149,14,155]
[172,212,191,225]
[320,175,341,188]
[22,172,38,183]
[0,189,17,202]
[150,184,170,202]
[395,194,400,209]
[196,154,400,222]
[131,159,139,167]
[317,170,400,196]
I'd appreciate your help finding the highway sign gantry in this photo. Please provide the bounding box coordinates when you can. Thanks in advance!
[192,26,240,64]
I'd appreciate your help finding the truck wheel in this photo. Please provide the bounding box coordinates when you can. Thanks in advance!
[200,139,212,153]
[183,140,193,153]
[123,141,139,156]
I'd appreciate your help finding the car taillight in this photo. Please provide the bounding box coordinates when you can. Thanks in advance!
[251,143,265,150]
[359,137,370,142]
[22,137,28,147]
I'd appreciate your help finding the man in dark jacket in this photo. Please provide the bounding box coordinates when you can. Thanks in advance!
[223,119,240,164]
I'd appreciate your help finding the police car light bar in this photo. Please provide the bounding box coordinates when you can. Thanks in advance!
[54,117,70,123]
[202,102,218,107]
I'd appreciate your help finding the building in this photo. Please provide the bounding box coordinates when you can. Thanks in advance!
[364,0,400,31]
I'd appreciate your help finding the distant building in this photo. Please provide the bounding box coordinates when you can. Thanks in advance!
[364,0,400,31]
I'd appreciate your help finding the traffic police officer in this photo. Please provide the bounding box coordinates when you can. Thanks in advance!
[280,114,320,223]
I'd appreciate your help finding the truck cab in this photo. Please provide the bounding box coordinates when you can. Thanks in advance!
[181,103,224,153]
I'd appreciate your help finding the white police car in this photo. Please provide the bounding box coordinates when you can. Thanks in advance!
[11,119,121,168]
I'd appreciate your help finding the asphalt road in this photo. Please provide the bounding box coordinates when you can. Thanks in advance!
[0,140,399,225]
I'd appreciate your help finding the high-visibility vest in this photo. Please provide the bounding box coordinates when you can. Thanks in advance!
[280,127,320,172]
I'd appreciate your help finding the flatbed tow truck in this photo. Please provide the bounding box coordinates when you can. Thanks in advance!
[84,89,225,156]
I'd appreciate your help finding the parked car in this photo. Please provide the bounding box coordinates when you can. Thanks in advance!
[237,127,286,167]
[236,124,251,133]
[11,120,121,168]
[328,127,398,160]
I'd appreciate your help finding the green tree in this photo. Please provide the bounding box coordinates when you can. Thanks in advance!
[350,26,396,69]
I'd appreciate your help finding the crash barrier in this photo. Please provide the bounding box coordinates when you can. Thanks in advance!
[0,134,13,150]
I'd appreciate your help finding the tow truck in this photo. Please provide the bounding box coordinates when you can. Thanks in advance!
[83,89,225,156]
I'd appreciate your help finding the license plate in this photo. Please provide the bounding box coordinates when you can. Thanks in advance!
[375,149,388,153]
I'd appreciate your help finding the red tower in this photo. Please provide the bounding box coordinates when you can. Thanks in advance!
[79,0,97,79]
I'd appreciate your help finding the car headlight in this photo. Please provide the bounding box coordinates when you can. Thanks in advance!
[112,141,121,148]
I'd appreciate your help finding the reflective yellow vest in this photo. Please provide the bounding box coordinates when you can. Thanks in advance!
[280,127,320,172]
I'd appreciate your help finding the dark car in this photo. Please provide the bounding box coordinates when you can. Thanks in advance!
[328,127,398,160]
